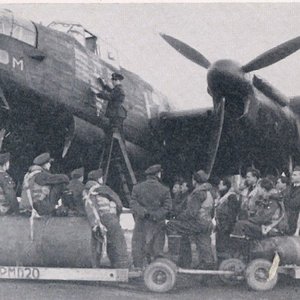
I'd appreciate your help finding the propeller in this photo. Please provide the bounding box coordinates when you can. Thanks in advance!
[159,33,211,69]
[160,33,300,73]
[206,97,225,177]
[242,36,300,73]
[160,33,300,175]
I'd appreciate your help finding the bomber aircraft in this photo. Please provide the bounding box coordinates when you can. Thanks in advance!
[1,9,300,202]
[0,9,171,197]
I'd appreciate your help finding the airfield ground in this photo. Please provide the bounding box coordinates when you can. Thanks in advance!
[0,273,299,300]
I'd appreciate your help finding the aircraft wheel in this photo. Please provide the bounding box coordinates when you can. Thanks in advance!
[246,259,278,291]
[219,258,246,285]
[144,259,177,293]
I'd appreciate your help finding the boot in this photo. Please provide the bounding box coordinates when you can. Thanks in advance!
[168,234,182,264]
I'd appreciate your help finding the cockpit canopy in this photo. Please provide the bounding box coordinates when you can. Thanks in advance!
[0,9,36,47]
[48,21,120,69]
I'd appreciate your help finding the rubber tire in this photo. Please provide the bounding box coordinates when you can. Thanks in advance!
[219,258,246,285]
[246,259,278,291]
[154,258,177,271]
[144,259,177,293]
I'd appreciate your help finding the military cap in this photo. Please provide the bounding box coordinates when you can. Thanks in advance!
[193,169,209,184]
[145,164,162,175]
[70,167,84,179]
[88,169,103,181]
[33,152,54,166]
[0,152,10,165]
[246,167,261,178]
[294,166,300,172]
[111,72,124,81]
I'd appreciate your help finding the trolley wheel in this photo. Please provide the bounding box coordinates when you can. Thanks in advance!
[154,258,177,270]
[245,259,278,291]
[219,258,246,285]
[144,258,177,293]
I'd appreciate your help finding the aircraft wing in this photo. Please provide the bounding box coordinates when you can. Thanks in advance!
[153,106,222,180]
[159,107,213,121]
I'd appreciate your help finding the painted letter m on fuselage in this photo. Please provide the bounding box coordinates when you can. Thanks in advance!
[12,57,24,71]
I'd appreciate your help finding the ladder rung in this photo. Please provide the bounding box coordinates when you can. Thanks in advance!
[101,128,137,185]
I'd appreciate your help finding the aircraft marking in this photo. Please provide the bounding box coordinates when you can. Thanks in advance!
[12,57,24,71]
[0,266,40,279]
[0,49,9,65]
[0,49,24,71]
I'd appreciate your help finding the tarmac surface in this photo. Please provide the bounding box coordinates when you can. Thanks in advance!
[0,274,299,300]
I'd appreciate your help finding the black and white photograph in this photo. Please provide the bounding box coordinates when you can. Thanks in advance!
[0,2,299,299]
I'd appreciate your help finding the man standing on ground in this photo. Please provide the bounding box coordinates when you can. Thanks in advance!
[0,152,18,215]
[83,169,128,268]
[215,177,240,259]
[64,167,85,216]
[239,167,261,219]
[166,170,215,269]
[285,166,300,235]
[130,164,172,269]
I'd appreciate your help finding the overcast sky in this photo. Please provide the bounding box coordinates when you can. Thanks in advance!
[1,3,300,110]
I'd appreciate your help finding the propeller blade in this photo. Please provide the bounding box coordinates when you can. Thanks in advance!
[160,33,211,69]
[0,129,5,151]
[242,36,300,73]
[206,97,225,178]
[62,138,72,158]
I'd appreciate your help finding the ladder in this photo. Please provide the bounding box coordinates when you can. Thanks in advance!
[99,128,137,203]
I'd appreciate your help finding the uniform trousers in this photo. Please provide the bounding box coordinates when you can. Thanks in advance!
[132,218,165,268]
[91,213,128,268]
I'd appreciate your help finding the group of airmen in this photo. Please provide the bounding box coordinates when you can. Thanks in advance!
[1,148,300,271]
[129,164,300,270]
[1,70,300,271]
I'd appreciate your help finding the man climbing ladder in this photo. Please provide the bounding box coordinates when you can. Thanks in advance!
[97,72,127,132]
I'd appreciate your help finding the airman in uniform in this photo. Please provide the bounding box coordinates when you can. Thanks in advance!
[130,164,172,268]
[83,169,128,268]
[20,152,69,216]
[232,178,288,239]
[215,177,240,259]
[239,168,261,219]
[97,72,127,130]
[166,170,215,269]
[64,167,85,216]
[284,166,300,235]
[0,152,18,215]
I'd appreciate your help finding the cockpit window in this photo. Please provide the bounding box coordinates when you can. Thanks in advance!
[48,22,86,47]
[0,10,37,47]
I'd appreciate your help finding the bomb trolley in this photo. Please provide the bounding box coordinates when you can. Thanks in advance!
[1,255,299,293]
[218,235,300,292]
[0,259,238,293]
[144,236,300,292]
[1,216,300,293]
